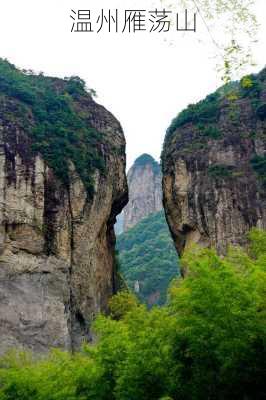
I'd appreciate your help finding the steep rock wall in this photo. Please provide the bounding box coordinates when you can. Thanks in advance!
[0,62,128,354]
[162,69,266,257]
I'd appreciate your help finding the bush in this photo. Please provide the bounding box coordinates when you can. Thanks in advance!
[165,68,266,143]
[256,103,266,121]
[166,92,221,137]
[250,155,266,187]
[208,164,233,179]
[1,230,265,400]
[198,124,222,139]
[109,291,140,320]
[240,73,262,98]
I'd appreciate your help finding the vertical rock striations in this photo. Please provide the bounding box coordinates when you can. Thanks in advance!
[162,68,266,257]
[0,59,128,354]
[123,154,162,231]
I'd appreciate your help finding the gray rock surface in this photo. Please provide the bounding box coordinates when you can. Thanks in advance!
[123,154,162,231]
[162,69,266,258]
[0,79,128,354]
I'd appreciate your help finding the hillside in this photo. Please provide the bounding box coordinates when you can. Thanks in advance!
[116,210,179,306]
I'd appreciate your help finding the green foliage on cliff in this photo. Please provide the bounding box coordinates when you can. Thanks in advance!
[167,92,221,137]
[166,67,266,140]
[0,58,104,197]
[208,164,233,179]
[197,124,222,139]
[0,229,265,400]
[250,155,266,188]
[116,211,179,306]
[134,153,161,174]
[240,73,263,99]
[256,103,266,121]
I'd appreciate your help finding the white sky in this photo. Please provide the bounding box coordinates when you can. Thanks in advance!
[0,0,265,168]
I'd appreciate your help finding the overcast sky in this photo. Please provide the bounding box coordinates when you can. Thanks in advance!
[0,0,265,168]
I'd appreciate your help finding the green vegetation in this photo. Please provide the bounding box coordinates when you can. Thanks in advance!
[166,92,221,137]
[197,124,222,139]
[256,103,266,121]
[116,211,179,306]
[0,58,104,197]
[208,164,233,179]
[250,155,266,188]
[235,70,265,117]
[240,73,263,99]
[0,229,265,400]
[166,67,266,141]
[134,154,161,174]
[163,0,259,83]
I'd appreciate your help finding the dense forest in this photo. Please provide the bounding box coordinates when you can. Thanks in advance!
[0,229,265,400]
[116,211,179,306]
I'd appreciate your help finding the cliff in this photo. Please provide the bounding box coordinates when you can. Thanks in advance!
[0,59,128,354]
[162,68,266,257]
[123,154,162,231]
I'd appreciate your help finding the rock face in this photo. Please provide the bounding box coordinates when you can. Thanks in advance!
[162,68,266,257]
[123,154,162,231]
[0,60,128,354]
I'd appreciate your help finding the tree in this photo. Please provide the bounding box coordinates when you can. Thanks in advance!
[0,230,265,399]
[158,0,259,82]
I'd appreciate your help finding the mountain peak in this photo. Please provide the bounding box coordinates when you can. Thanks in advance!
[133,153,160,174]
[123,154,162,231]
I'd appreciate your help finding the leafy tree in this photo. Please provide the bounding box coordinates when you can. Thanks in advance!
[0,229,265,400]
[169,239,266,399]
[109,291,140,320]
[159,0,259,82]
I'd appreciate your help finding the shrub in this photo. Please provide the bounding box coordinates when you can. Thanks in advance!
[0,230,265,400]
[250,155,266,187]
[208,164,233,179]
[166,92,221,137]
[240,73,262,98]
[256,103,266,121]
[198,124,222,139]
[109,291,140,320]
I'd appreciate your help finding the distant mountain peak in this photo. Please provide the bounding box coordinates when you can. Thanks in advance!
[123,154,162,231]
[133,153,161,174]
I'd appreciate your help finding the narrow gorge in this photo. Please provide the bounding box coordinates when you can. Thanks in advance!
[0,59,265,361]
